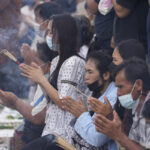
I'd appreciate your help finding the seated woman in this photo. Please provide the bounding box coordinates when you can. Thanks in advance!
[0,14,89,147]
[62,51,118,150]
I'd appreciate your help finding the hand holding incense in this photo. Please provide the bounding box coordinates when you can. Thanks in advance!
[70,84,89,99]
[0,49,21,65]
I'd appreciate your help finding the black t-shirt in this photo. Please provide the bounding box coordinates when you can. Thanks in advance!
[113,0,148,49]
[94,0,115,39]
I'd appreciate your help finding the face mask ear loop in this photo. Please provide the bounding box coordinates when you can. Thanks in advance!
[131,81,137,94]
[131,81,143,100]
[139,90,142,99]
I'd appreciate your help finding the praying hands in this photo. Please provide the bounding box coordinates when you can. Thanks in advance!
[62,96,88,118]
[88,96,113,116]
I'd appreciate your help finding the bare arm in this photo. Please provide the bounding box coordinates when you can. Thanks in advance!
[20,63,63,108]
[116,133,145,150]
[38,77,63,108]
[16,99,46,125]
[112,0,131,18]
[0,90,45,125]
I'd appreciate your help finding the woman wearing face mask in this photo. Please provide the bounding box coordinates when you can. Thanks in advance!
[62,51,118,150]
[94,58,150,150]
[0,14,89,149]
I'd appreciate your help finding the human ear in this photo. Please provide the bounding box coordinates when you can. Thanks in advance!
[103,72,110,81]
[135,79,143,92]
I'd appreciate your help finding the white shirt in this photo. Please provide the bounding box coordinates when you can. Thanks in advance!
[79,45,89,59]
[42,55,90,144]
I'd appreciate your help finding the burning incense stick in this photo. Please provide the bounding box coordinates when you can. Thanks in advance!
[39,63,46,67]
[56,134,76,150]
[0,49,21,65]
[61,80,89,98]
[70,84,89,98]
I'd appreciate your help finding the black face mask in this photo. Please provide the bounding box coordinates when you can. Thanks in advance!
[87,80,104,92]
[109,62,117,73]
[108,62,118,81]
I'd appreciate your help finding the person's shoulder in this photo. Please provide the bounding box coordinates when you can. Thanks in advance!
[105,82,117,98]
[51,55,59,63]
[64,55,85,64]
[109,82,117,91]
[60,55,85,70]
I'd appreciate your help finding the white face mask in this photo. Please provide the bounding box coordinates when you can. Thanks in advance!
[118,81,142,109]
[34,23,45,37]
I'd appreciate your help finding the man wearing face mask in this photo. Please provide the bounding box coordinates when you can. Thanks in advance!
[31,2,64,51]
[62,51,118,150]
[94,58,150,150]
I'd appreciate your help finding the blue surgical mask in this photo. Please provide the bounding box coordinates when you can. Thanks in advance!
[46,36,53,49]
[46,36,59,51]
[118,81,142,109]
[52,44,60,52]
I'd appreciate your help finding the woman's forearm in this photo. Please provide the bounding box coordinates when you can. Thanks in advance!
[39,76,63,108]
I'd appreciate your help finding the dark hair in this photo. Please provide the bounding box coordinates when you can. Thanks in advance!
[34,2,64,20]
[87,50,112,77]
[114,57,150,92]
[142,99,150,119]
[50,14,78,89]
[51,0,76,13]
[22,0,35,7]
[74,15,93,48]
[37,42,58,62]
[116,39,146,61]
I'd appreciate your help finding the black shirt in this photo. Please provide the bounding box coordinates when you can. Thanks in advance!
[94,0,115,39]
[113,0,148,49]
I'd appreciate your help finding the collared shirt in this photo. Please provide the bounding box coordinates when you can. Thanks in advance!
[129,92,150,149]
[74,82,118,150]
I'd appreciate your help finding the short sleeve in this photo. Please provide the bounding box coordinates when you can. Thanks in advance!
[57,56,86,100]
[116,0,138,10]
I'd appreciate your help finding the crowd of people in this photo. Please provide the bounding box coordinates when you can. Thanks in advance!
[0,0,150,150]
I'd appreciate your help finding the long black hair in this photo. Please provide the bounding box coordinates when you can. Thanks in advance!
[49,14,78,89]
[116,39,146,61]
[34,2,64,20]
